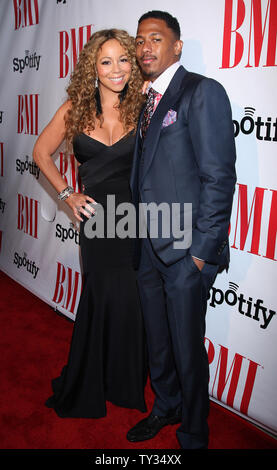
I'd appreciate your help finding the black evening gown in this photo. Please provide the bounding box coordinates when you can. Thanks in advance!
[45,131,147,417]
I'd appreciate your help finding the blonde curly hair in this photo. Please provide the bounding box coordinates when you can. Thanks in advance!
[64,29,145,147]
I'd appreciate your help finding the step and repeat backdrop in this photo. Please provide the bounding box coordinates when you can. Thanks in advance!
[0,0,276,437]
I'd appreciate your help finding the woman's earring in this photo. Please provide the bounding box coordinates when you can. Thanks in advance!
[95,86,102,116]
[95,75,99,88]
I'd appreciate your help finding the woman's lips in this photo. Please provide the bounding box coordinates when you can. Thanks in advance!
[109,76,125,84]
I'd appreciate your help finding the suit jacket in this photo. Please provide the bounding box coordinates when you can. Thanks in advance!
[130,65,236,267]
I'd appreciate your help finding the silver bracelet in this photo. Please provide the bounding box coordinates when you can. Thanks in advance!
[58,186,74,201]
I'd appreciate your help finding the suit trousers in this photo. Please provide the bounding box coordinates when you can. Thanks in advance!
[137,237,218,449]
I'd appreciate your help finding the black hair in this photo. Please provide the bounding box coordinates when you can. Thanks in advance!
[138,10,181,39]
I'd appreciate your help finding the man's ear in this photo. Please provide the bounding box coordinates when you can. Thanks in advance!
[174,40,183,57]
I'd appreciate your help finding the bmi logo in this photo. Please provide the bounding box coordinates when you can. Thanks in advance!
[13,0,39,30]
[52,262,82,315]
[233,107,277,141]
[230,183,277,261]
[209,281,276,329]
[17,94,39,136]
[221,0,277,68]
[17,193,39,239]
[59,152,81,193]
[205,336,261,415]
[59,24,94,78]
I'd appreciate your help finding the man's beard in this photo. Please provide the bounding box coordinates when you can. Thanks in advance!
[140,67,159,80]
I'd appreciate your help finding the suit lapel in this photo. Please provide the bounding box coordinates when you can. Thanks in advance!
[139,66,187,186]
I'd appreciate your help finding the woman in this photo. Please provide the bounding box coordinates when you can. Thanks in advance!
[33,29,147,418]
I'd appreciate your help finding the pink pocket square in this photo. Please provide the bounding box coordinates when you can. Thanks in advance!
[162,109,177,128]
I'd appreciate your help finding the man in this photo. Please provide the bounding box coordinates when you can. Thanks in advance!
[127,11,236,449]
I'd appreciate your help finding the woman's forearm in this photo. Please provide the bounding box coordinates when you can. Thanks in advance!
[33,149,68,195]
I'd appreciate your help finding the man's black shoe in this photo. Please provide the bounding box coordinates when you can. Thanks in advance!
[126,411,181,442]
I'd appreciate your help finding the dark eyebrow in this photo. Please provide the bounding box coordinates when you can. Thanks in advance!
[136,32,162,39]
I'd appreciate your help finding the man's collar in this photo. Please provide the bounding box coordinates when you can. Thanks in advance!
[147,61,181,96]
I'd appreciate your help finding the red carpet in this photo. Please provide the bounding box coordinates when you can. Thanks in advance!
[0,270,276,451]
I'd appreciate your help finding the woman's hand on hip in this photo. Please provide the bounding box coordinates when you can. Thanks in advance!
[65,193,97,222]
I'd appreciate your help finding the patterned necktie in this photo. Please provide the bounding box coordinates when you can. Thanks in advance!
[141,87,162,139]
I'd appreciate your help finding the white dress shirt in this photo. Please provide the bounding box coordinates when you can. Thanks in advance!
[143,61,181,125]
[149,61,181,96]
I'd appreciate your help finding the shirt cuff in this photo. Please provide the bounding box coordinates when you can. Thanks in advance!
[191,255,205,262]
